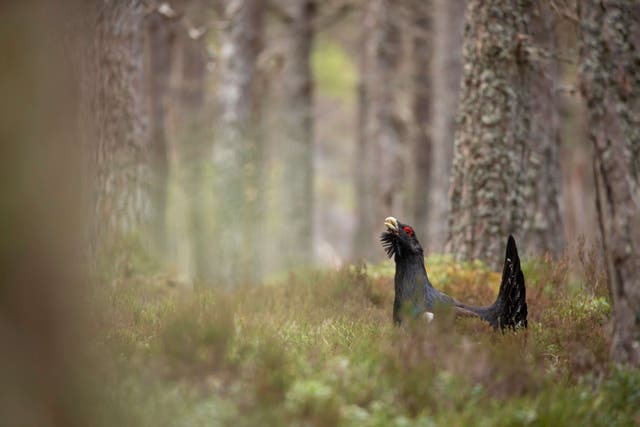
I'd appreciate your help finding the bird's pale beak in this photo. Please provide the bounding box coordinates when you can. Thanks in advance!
[384,216,399,233]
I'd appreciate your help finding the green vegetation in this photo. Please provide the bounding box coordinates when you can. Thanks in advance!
[86,256,639,426]
[312,37,357,101]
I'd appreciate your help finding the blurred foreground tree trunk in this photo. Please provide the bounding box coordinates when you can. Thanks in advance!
[579,0,640,366]
[281,0,316,268]
[427,0,466,252]
[145,5,178,254]
[213,0,265,285]
[522,3,565,257]
[353,0,404,262]
[1,2,89,425]
[409,1,433,239]
[447,0,532,269]
[83,0,153,255]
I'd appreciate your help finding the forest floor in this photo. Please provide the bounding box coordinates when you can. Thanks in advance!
[85,250,640,426]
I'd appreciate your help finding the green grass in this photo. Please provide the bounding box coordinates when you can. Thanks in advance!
[84,257,639,426]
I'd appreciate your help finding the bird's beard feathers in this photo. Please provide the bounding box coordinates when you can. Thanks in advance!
[380,231,398,259]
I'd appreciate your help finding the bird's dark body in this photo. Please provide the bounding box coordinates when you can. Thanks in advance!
[392,251,453,323]
[381,218,527,330]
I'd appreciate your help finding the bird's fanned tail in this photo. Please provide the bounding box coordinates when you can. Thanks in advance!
[494,235,528,329]
[458,235,528,330]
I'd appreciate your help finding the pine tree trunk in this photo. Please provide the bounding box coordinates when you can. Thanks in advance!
[146,8,176,254]
[579,0,640,366]
[1,2,86,423]
[428,0,465,252]
[370,0,404,232]
[213,0,264,285]
[176,4,210,281]
[83,0,152,254]
[281,0,315,268]
[410,1,432,239]
[353,20,375,261]
[353,0,404,262]
[522,2,565,257]
[447,0,532,269]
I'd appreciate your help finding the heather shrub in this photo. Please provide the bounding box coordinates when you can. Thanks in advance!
[87,252,640,426]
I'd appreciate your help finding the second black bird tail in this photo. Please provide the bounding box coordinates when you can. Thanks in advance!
[458,236,528,330]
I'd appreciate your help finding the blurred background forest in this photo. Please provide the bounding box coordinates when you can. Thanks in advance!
[45,0,604,281]
[2,0,640,426]
[79,0,598,281]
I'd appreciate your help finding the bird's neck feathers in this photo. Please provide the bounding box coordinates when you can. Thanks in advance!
[394,250,429,290]
[395,249,425,269]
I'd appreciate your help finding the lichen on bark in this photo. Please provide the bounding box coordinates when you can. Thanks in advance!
[579,0,640,366]
[447,0,532,269]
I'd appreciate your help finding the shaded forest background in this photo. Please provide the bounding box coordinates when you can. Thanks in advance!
[75,0,600,280]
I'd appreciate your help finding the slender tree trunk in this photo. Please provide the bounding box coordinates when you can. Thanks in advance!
[353,0,403,262]
[428,0,465,252]
[84,0,152,255]
[146,8,177,254]
[579,0,640,366]
[281,0,315,268]
[177,5,210,281]
[409,1,432,238]
[353,17,375,261]
[522,2,565,257]
[213,0,264,285]
[370,0,404,232]
[447,0,532,269]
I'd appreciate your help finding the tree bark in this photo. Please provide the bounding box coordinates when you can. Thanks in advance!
[281,0,316,268]
[522,2,565,257]
[176,1,211,281]
[1,2,87,424]
[83,0,153,255]
[353,0,403,262]
[447,0,532,269]
[579,0,640,366]
[428,0,466,253]
[371,0,404,233]
[213,0,264,285]
[146,8,177,254]
[409,1,433,239]
[353,15,375,261]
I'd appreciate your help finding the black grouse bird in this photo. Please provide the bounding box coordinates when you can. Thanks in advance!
[380,217,527,330]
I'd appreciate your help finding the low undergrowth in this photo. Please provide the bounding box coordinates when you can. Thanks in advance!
[85,254,639,426]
